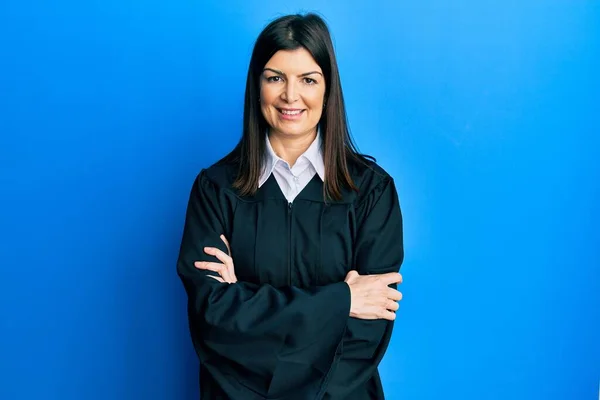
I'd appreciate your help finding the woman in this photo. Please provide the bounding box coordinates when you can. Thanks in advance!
[177,13,404,400]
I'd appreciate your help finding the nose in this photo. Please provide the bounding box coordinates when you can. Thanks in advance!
[282,80,298,103]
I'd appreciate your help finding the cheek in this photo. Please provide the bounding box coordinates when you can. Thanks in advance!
[306,89,325,111]
[259,89,276,117]
[260,105,277,126]
[260,85,278,104]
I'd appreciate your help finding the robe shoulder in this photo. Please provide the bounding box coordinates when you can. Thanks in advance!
[347,156,396,205]
[195,155,396,204]
[198,160,239,191]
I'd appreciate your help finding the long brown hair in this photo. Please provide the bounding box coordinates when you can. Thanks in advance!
[219,12,374,201]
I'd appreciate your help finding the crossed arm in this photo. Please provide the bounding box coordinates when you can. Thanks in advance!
[194,235,403,321]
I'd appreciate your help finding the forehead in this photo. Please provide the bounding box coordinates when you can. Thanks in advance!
[264,48,322,73]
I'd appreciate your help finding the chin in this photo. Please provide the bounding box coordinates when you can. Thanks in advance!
[275,126,312,136]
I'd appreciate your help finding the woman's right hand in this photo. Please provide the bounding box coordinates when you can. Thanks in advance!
[344,270,403,321]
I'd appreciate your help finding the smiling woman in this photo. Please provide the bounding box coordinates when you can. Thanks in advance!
[260,48,326,136]
[176,13,404,400]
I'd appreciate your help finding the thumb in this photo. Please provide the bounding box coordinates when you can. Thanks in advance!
[345,270,359,282]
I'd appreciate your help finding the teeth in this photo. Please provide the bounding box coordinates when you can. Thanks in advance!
[281,109,302,115]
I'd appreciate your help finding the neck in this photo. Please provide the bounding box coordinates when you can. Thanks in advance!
[268,128,317,166]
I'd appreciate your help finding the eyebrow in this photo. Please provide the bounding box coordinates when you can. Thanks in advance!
[263,68,323,77]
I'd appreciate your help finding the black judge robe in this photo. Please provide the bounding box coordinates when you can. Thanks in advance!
[177,157,404,399]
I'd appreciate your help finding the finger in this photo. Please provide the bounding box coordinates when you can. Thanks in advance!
[386,287,403,301]
[386,299,399,312]
[379,272,402,285]
[210,245,237,283]
[208,275,225,283]
[205,247,232,267]
[194,261,233,283]
[204,247,237,283]
[218,238,238,283]
[378,309,397,321]
[220,234,231,255]
[344,270,359,282]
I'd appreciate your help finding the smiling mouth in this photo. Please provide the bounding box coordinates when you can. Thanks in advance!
[277,108,305,116]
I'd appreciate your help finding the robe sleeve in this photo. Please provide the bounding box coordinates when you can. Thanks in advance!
[324,176,404,398]
[176,170,352,396]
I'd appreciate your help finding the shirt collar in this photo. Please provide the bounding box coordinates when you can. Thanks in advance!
[258,129,325,188]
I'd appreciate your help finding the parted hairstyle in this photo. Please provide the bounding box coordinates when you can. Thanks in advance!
[219,12,374,201]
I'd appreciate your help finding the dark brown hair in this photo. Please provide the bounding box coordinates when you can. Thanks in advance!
[220,12,374,201]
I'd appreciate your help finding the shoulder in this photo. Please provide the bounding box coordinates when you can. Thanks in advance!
[347,155,395,204]
[195,159,240,193]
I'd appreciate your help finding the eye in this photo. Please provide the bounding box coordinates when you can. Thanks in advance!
[266,76,283,83]
[304,77,317,85]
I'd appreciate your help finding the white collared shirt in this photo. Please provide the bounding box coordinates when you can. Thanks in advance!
[258,130,325,203]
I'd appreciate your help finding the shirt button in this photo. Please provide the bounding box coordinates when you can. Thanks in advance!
[293,176,299,182]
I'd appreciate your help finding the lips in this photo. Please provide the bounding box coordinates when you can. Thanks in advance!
[277,108,304,115]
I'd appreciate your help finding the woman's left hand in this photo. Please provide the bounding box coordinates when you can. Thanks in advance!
[194,234,237,283]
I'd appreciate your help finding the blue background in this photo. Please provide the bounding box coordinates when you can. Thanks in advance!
[1,1,598,399]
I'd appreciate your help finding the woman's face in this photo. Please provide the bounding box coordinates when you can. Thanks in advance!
[260,47,326,138]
